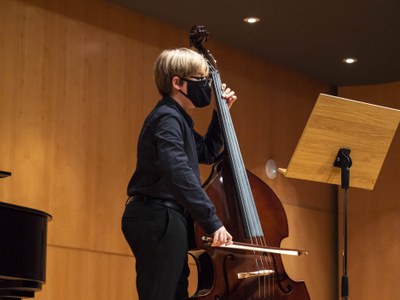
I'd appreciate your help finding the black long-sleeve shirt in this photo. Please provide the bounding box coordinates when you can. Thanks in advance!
[127,96,224,234]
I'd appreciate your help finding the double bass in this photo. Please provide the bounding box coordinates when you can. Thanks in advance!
[188,25,310,300]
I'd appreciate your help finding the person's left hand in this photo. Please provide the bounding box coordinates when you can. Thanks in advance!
[221,83,237,109]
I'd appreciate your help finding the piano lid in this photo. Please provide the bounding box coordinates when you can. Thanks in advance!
[0,202,51,300]
[0,170,11,178]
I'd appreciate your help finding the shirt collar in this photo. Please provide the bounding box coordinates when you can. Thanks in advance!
[162,97,194,128]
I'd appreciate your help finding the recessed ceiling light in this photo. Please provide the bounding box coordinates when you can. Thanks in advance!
[343,58,358,64]
[244,17,260,24]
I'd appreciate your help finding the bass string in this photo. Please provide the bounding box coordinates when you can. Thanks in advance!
[210,66,264,238]
[210,66,275,298]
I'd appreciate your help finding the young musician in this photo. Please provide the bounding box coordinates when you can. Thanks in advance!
[122,47,236,300]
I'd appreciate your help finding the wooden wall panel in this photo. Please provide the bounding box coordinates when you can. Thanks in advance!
[36,245,136,299]
[282,204,337,300]
[1,0,337,299]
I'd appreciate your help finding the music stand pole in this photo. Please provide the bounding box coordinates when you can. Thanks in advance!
[334,148,352,299]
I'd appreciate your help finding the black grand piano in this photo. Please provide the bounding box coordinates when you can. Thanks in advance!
[0,170,51,299]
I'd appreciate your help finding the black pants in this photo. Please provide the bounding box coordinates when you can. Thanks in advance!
[122,199,189,300]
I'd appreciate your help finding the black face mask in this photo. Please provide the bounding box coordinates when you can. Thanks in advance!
[179,77,212,108]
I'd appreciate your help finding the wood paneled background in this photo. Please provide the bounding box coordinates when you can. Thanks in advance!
[3,0,397,299]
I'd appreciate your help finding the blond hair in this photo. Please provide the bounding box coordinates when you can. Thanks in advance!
[153,48,209,96]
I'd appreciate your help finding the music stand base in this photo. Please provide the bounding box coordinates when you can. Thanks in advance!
[341,274,349,299]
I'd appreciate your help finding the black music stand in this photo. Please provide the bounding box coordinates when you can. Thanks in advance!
[279,93,400,299]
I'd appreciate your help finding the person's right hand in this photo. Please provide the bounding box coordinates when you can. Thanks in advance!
[211,226,233,246]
